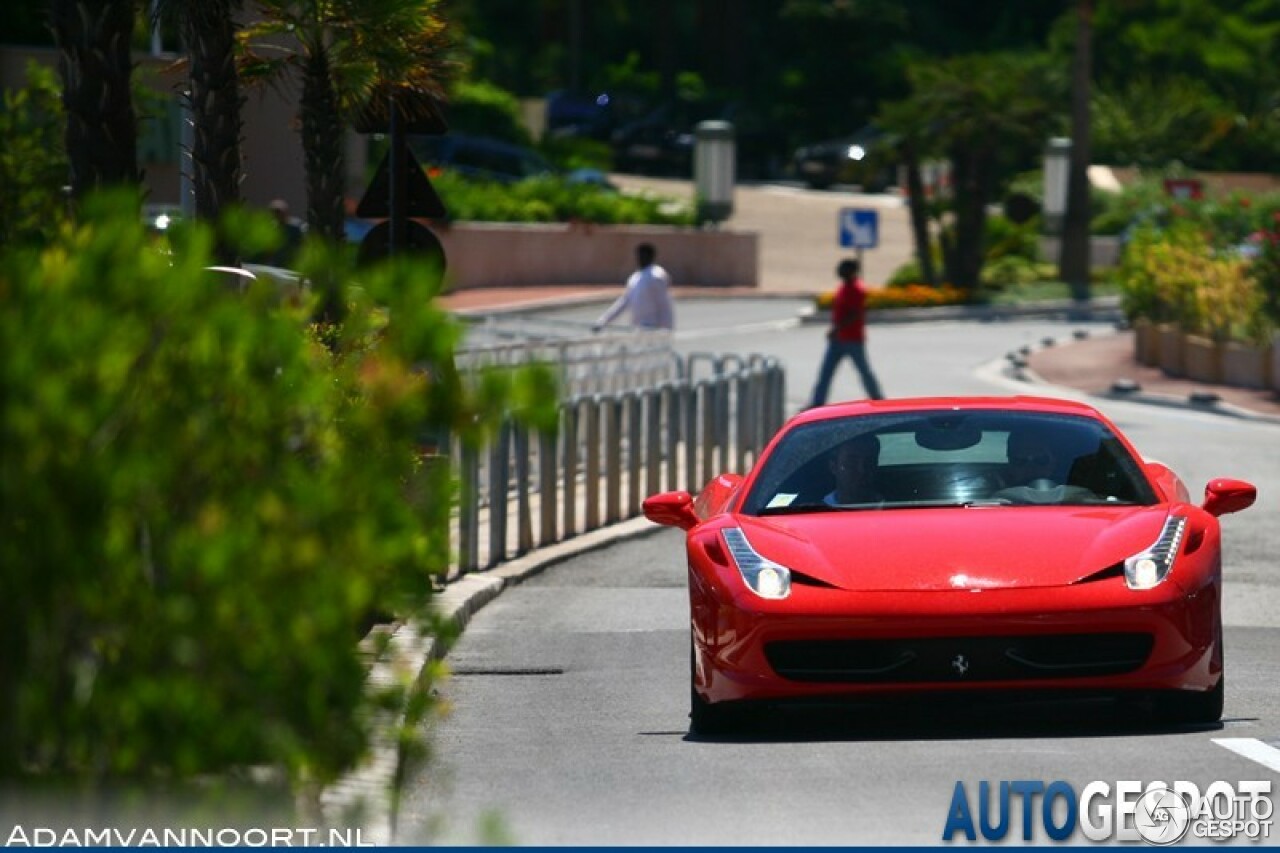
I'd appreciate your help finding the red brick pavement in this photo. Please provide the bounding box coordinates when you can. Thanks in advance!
[1028,331,1280,419]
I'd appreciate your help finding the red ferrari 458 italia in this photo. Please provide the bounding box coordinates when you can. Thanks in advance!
[642,396,1256,734]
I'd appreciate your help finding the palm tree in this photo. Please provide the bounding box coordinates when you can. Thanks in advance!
[1059,0,1093,302]
[241,0,454,243]
[155,0,245,222]
[880,54,1056,290]
[51,0,140,199]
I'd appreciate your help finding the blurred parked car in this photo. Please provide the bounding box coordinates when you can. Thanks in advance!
[545,89,650,143]
[791,126,896,191]
[412,133,556,183]
[411,132,618,191]
[611,99,784,180]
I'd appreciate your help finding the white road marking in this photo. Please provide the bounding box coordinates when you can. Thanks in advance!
[673,317,802,342]
[1213,738,1280,774]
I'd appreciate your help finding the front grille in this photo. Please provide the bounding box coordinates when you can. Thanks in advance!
[764,633,1154,683]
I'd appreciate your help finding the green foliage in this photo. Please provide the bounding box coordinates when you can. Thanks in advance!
[879,51,1059,288]
[431,170,694,225]
[981,256,1058,289]
[1090,0,1280,171]
[885,258,933,288]
[1115,221,1270,343]
[1095,176,1280,246]
[1251,212,1280,327]
[1091,76,1234,170]
[446,79,532,146]
[600,52,662,100]
[539,134,613,172]
[984,214,1041,262]
[0,63,69,246]
[1088,179,1169,236]
[0,190,556,786]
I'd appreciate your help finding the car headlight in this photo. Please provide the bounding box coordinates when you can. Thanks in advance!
[722,528,792,599]
[1124,515,1187,590]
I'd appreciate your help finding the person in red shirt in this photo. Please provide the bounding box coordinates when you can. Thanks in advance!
[809,257,884,406]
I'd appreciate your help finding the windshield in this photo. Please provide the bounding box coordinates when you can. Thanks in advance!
[741,410,1158,515]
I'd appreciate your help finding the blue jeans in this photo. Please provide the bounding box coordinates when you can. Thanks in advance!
[810,340,884,406]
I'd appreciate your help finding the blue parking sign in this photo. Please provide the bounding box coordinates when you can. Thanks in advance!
[839,208,878,249]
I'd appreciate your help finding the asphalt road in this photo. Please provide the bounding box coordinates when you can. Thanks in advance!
[398,301,1280,846]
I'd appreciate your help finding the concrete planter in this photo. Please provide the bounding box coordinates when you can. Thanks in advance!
[433,223,759,291]
[1038,235,1123,268]
[1182,334,1222,383]
[1133,318,1160,366]
[1157,323,1184,376]
[1221,340,1272,390]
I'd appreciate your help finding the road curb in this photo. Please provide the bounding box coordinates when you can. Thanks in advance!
[322,515,664,842]
[1004,330,1280,426]
[800,296,1125,326]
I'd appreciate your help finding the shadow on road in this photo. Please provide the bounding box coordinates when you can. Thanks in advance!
[677,692,1242,744]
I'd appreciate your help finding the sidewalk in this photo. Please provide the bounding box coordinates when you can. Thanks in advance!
[441,284,1280,421]
[438,283,792,315]
[1025,329,1280,421]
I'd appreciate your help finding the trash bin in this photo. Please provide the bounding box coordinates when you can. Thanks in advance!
[694,120,735,225]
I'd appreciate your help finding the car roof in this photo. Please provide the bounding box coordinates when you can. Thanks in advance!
[789,395,1103,427]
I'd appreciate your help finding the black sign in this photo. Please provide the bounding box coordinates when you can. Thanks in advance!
[356,148,447,219]
[357,219,446,272]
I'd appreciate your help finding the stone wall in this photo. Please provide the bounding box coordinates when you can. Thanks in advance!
[432,223,758,290]
[1038,236,1123,269]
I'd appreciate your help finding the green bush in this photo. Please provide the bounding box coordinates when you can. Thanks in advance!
[981,255,1057,288]
[984,214,1041,262]
[445,80,532,146]
[0,62,68,247]
[539,134,613,172]
[1115,221,1269,342]
[431,170,694,225]
[886,258,927,287]
[0,192,555,788]
[1093,175,1280,245]
[1249,212,1280,327]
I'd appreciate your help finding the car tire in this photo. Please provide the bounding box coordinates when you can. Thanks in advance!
[689,641,736,736]
[1161,677,1225,725]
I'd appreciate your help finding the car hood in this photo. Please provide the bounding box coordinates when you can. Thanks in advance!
[735,506,1169,592]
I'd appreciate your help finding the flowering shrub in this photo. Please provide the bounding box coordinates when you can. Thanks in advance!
[814,283,971,312]
[431,170,695,225]
[1250,211,1280,327]
[1116,221,1269,343]
[869,284,972,309]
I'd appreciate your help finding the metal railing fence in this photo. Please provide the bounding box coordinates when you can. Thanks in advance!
[456,316,679,397]
[446,349,785,580]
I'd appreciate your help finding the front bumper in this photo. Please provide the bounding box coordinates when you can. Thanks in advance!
[690,569,1221,706]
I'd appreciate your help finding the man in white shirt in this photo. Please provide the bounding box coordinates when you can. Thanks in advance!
[593,243,675,331]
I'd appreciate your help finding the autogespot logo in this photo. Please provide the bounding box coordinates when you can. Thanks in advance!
[1133,785,1192,845]
[942,780,1274,844]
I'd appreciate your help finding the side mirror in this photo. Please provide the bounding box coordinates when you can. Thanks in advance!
[642,490,699,530]
[1202,478,1256,517]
